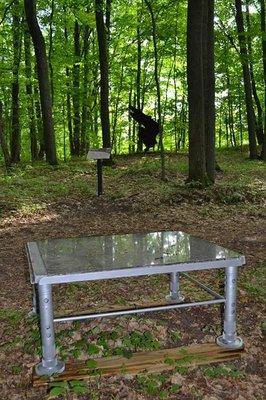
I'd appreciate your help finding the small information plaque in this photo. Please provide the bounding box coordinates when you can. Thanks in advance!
[87,148,111,160]
[86,148,111,195]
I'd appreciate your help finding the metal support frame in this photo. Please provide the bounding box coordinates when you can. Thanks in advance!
[34,269,243,376]
[166,272,184,302]
[217,266,243,349]
[181,272,224,299]
[36,284,65,376]
[28,284,38,317]
[54,298,225,323]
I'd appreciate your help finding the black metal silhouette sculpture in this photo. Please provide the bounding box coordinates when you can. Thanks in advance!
[129,106,159,152]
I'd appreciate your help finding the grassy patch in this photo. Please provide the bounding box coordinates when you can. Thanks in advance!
[240,261,266,303]
[201,363,243,379]
[0,149,265,218]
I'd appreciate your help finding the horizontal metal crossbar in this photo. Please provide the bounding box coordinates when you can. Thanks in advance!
[53,298,225,323]
[181,272,224,299]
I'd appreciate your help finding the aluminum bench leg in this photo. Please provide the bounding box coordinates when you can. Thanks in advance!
[36,284,65,376]
[217,266,243,349]
[166,272,184,302]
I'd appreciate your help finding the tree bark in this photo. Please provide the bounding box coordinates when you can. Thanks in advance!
[105,0,112,40]
[203,0,215,182]
[10,0,22,164]
[95,0,111,150]
[81,25,91,155]
[24,24,38,161]
[260,0,266,160]
[187,0,207,183]
[48,0,54,105]
[235,0,258,159]
[24,0,57,165]
[63,16,74,156]
[0,102,11,169]
[34,81,45,159]
[136,3,143,152]
[111,63,124,154]
[72,20,81,156]
[145,0,165,180]
[245,0,264,145]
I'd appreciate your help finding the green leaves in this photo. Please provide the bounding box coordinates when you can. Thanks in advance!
[48,380,88,398]
[86,358,98,369]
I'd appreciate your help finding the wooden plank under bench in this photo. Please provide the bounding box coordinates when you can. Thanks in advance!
[33,343,245,387]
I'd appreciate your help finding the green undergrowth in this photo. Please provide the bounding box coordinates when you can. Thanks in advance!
[240,261,266,303]
[0,149,265,218]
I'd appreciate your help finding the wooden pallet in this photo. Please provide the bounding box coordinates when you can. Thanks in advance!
[33,343,245,387]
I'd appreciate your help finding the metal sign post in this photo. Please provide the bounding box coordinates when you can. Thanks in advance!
[87,148,111,196]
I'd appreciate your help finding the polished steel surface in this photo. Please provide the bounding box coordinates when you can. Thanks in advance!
[30,231,242,277]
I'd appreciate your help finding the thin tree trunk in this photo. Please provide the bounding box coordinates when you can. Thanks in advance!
[72,20,81,156]
[187,0,206,182]
[225,67,236,147]
[128,80,133,154]
[145,0,165,180]
[245,0,264,145]
[111,63,124,153]
[63,16,74,156]
[24,0,57,165]
[260,0,266,160]
[24,24,38,161]
[95,0,111,150]
[162,62,174,128]
[238,89,243,147]
[81,25,91,154]
[10,0,22,164]
[48,0,54,105]
[0,101,11,169]
[136,3,143,152]
[34,82,45,159]
[235,0,258,159]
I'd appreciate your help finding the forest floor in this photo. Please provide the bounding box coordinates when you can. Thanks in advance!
[0,148,265,400]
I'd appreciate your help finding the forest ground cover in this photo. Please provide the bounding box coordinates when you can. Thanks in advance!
[0,148,265,400]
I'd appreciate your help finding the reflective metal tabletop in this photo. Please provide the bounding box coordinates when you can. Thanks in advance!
[26,231,245,284]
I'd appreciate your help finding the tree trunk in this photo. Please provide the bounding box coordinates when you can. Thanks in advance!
[235,0,258,159]
[81,25,91,155]
[203,0,215,182]
[245,0,264,145]
[145,0,165,180]
[0,102,11,169]
[10,0,22,164]
[187,0,207,183]
[95,0,111,150]
[48,0,55,105]
[24,24,38,161]
[63,17,74,156]
[24,0,57,165]
[111,63,124,154]
[128,80,133,153]
[105,0,112,40]
[136,4,143,152]
[34,82,45,159]
[72,20,81,156]
[238,89,243,147]
[260,0,266,160]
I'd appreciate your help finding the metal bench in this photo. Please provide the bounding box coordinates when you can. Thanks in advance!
[26,231,245,376]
